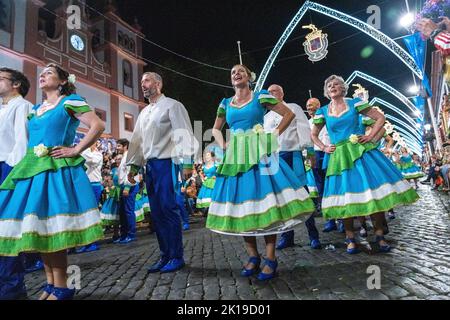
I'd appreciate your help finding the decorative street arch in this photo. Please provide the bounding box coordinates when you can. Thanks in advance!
[385,114,422,142]
[255,1,423,91]
[346,71,422,120]
[370,98,421,135]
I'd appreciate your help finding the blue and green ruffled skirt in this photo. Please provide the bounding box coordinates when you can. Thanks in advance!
[321,140,419,220]
[206,131,315,236]
[0,150,103,256]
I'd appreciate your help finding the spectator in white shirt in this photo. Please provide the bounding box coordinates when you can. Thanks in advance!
[115,138,140,244]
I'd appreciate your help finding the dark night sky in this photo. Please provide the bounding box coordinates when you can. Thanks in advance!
[108,0,426,131]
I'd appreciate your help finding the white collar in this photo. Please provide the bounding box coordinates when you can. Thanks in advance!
[1,95,22,107]
[148,94,165,107]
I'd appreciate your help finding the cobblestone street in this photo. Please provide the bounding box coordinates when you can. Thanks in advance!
[25,186,450,300]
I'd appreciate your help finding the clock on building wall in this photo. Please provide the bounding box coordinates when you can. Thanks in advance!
[70,34,85,51]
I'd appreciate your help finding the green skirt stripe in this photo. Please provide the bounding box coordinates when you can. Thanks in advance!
[0,224,104,256]
[309,191,319,198]
[196,202,211,208]
[206,199,315,233]
[0,148,85,190]
[322,188,418,220]
[403,173,424,179]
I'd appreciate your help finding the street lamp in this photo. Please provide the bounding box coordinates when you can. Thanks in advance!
[408,85,419,95]
[400,12,415,29]
[424,124,432,131]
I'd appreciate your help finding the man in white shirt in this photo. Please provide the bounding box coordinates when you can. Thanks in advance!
[76,141,104,253]
[127,72,198,273]
[115,138,140,244]
[0,67,32,300]
[264,85,321,250]
[306,98,343,233]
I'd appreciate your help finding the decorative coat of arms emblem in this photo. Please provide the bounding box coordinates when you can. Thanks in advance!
[302,24,328,62]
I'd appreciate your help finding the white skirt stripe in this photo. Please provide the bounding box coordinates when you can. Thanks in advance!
[0,209,101,239]
[209,187,310,218]
[322,180,412,209]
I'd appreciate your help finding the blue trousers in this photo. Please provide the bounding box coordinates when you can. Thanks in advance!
[91,182,103,205]
[176,193,189,225]
[186,197,195,216]
[279,152,319,242]
[313,151,326,198]
[0,162,26,299]
[145,159,183,260]
[119,184,139,239]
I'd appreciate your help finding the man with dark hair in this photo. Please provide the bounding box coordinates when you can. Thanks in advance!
[114,138,140,244]
[0,67,33,299]
[0,67,30,98]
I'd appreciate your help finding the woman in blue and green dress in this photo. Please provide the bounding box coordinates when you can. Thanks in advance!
[305,160,319,198]
[0,63,105,300]
[399,147,424,189]
[101,166,120,226]
[196,151,217,211]
[311,75,419,254]
[206,64,315,281]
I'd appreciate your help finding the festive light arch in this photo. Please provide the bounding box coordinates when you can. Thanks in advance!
[346,71,422,120]
[385,114,423,142]
[388,127,421,148]
[391,133,421,153]
[370,98,420,133]
[255,0,422,91]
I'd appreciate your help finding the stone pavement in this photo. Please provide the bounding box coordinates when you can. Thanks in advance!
[24,186,450,300]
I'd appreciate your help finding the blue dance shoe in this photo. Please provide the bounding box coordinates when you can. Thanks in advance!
[240,256,261,277]
[36,283,54,300]
[345,238,360,254]
[147,258,169,273]
[275,237,294,250]
[322,220,337,232]
[112,237,123,244]
[310,239,322,249]
[257,258,278,281]
[119,236,136,244]
[376,235,391,253]
[25,260,44,273]
[75,246,87,254]
[160,258,185,273]
[84,243,100,252]
[50,287,76,300]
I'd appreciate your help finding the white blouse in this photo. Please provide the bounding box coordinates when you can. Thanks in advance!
[81,149,103,183]
[126,95,199,167]
[0,96,33,167]
[264,102,313,152]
